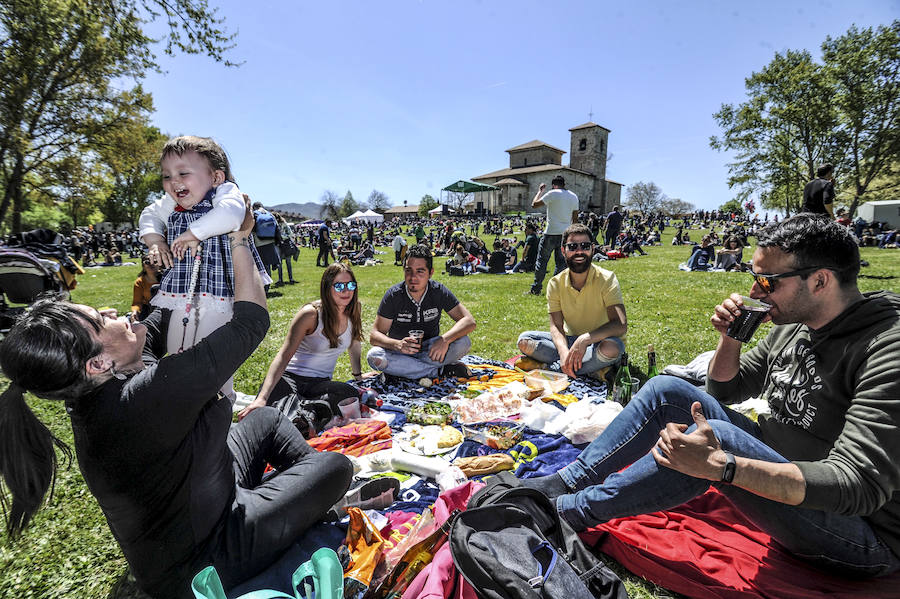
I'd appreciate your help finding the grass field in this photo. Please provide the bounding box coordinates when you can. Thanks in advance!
[1,228,897,598]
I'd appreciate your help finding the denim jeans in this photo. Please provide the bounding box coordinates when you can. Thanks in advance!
[366,335,472,379]
[530,234,565,293]
[555,376,900,577]
[517,330,624,375]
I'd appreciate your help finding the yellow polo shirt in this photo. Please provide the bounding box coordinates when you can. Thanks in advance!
[546,263,624,336]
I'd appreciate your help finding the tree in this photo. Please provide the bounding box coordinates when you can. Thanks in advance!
[0,0,236,232]
[659,197,695,216]
[340,190,359,218]
[719,199,744,215]
[822,21,900,216]
[367,189,390,213]
[625,181,665,214]
[711,49,838,215]
[418,194,438,217]
[320,190,341,221]
[446,191,470,213]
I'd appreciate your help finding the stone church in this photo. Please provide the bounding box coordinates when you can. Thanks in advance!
[472,122,623,214]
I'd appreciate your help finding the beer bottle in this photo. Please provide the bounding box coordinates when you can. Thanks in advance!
[647,344,660,378]
[613,352,633,406]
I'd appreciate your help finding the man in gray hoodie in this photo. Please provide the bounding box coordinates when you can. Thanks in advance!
[524,213,900,577]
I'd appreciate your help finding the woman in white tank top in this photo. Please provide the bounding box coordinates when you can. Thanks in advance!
[238,263,365,432]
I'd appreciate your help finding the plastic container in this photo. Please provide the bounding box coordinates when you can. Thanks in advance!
[523,369,570,394]
[462,420,526,450]
[407,403,453,425]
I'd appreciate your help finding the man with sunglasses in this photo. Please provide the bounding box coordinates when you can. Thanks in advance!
[367,244,477,380]
[517,223,626,377]
[522,214,900,578]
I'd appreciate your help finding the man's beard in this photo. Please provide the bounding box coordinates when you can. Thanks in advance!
[566,255,591,273]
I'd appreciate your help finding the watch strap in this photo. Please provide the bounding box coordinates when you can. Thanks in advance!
[721,451,736,483]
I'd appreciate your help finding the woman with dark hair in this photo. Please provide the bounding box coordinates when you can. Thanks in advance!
[0,205,352,598]
[237,262,366,430]
[714,235,744,271]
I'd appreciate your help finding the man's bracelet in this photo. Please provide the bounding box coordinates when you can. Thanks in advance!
[352,372,362,377]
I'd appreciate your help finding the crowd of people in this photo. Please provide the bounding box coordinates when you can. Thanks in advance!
[0,141,898,598]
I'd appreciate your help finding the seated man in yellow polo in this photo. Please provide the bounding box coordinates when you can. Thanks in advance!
[517,223,627,377]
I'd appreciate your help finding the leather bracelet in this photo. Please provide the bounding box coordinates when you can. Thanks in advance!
[721,451,736,483]
[352,372,362,377]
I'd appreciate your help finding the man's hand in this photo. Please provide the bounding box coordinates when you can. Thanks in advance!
[171,230,200,261]
[562,333,590,377]
[428,336,450,363]
[652,401,726,481]
[710,293,769,336]
[146,235,173,269]
[397,335,421,354]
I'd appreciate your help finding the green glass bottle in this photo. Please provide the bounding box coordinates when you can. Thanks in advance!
[647,344,660,378]
[613,352,633,406]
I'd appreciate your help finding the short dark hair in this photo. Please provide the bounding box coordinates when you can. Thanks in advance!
[551,175,565,188]
[562,223,593,246]
[161,136,234,182]
[404,244,433,271]
[493,240,502,250]
[816,163,834,178]
[755,213,859,287]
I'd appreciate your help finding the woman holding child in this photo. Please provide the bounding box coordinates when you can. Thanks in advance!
[0,200,352,598]
[238,263,366,433]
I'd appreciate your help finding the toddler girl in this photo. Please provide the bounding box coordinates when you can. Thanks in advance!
[139,136,270,399]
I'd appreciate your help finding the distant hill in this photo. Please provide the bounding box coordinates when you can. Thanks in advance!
[267,202,323,219]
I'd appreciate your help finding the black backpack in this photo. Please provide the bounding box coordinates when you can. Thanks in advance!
[449,471,628,599]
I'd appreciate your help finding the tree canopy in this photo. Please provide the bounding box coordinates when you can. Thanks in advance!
[0,0,236,232]
[711,21,899,217]
[418,194,438,217]
[625,181,665,214]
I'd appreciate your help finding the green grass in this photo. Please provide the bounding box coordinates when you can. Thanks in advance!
[1,229,897,598]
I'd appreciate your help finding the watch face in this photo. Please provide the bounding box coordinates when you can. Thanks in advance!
[722,453,736,483]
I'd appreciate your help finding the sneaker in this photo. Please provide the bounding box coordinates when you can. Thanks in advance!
[440,362,472,379]
[524,289,541,296]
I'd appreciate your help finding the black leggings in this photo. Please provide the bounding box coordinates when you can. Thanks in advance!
[210,407,353,592]
[266,372,359,418]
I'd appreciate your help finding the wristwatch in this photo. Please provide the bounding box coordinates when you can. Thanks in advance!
[721,451,736,483]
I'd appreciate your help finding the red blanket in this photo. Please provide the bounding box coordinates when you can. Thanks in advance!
[579,488,900,599]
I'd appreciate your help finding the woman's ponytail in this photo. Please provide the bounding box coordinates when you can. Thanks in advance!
[0,382,72,538]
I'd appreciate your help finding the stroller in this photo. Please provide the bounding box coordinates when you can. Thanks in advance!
[0,231,81,337]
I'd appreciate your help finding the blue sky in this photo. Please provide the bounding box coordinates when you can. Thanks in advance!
[142,0,898,212]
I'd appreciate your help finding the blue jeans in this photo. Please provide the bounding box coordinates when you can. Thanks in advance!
[555,376,900,577]
[366,335,472,379]
[517,330,624,375]
[530,234,565,293]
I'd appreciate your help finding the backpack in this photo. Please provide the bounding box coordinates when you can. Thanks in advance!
[449,471,628,599]
[254,210,278,239]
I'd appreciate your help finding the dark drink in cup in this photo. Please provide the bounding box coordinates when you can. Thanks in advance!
[726,297,771,342]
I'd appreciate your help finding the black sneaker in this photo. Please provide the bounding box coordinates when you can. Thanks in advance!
[441,362,472,379]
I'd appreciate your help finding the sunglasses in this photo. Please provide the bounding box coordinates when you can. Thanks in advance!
[565,241,593,251]
[750,266,824,293]
[333,281,357,292]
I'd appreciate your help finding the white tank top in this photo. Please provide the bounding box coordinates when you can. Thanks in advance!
[285,306,352,378]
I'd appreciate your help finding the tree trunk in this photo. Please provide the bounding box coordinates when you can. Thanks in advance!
[0,153,26,230]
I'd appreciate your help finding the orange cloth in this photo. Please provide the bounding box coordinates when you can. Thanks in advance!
[307,420,392,457]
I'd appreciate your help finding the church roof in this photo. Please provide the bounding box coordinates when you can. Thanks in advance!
[569,122,611,132]
[505,139,566,154]
[495,178,527,185]
[473,163,594,181]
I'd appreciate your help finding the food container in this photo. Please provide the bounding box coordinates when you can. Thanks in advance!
[407,403,453,425]
[523,369,570,394]
[462,420,526,450]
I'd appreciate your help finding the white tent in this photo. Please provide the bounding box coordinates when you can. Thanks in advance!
[342,210,368,223]
[858,200,900,228]
[428,205,454,215]
[361,209,384,223]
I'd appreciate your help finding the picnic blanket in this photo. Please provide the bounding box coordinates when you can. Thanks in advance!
[580,488,900,599]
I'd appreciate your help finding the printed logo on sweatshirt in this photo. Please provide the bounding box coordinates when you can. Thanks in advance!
[768,339,822,429]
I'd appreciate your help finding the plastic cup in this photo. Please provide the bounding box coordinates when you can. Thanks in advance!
[338,396,361,420]
[613,377,639,406]
[409,329,424,342]
[726,296,771,342]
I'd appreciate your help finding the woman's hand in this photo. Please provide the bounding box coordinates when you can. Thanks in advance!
[145,235,173,269]
[238,397,267,421]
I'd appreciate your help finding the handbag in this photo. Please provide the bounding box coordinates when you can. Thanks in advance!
[191,547,344,599]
